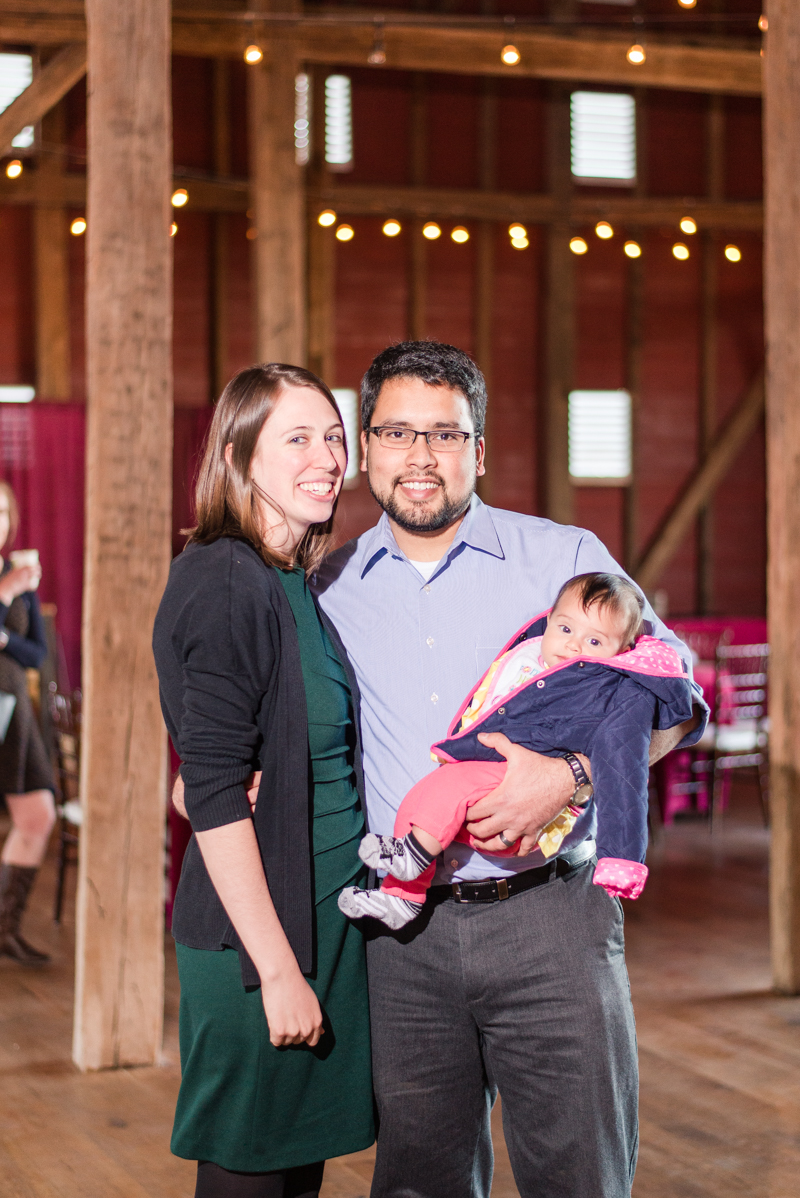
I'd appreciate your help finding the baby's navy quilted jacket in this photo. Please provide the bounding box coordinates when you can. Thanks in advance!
[431,610,705,866]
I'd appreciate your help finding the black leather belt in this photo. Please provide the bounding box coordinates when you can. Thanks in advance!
[428,841,596,905]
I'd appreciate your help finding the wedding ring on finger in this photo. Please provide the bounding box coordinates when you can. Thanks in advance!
[498,832,517,848]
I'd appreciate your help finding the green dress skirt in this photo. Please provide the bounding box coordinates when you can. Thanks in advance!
[171,567,375,1172]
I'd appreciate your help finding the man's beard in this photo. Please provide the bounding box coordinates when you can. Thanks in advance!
[367,470,474,534]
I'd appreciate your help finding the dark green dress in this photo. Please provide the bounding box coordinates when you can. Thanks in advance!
[171,567,374,1172]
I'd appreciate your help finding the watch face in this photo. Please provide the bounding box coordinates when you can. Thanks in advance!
[573,783,593,807]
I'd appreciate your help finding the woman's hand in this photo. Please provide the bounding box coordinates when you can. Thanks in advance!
[0,564,41,606]
[260,967,325,1048]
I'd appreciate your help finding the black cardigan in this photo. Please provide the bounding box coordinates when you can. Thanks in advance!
[152,537,366,987]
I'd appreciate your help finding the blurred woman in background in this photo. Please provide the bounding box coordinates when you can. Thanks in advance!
[0,482,55,965]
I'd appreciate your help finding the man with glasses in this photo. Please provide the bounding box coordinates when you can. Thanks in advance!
[314,341,704,1198]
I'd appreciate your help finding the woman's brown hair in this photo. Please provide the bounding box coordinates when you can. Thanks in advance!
[187,363,346,574]
[0,481,20,553]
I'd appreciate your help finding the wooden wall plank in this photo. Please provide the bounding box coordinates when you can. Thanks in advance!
[74,0,173,1070]
[764,3,800,995]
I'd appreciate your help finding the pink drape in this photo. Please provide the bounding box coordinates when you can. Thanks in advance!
[0,403,213,690]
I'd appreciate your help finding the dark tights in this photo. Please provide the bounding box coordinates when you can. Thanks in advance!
[195,1160,324,1198]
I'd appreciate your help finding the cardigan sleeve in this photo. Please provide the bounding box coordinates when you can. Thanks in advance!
[178,550,280,833]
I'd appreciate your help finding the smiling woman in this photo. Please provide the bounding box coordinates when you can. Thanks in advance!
[153,363,375,1195]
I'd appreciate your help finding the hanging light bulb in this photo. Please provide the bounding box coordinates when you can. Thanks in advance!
[724,244,742,262]
[672,243,690,260]
[595,221,614,240]
[624,240,641,259]
[70,217,86,236]
[627,45,646,65]
[678,0,697,8]
[171,188,188,208]
[318,210,337,227]
[368,21,387,65]
[569,236,588,255]
[335,224,355,242]
[246,227,257,240]
[422,222,441,240]
[679,216,697,235]
[244,45,263,65]
[451,226,470,244]
[511,236,529,250]
[382,219,402,237]
[758,15,768,32]
[501,45,521,66]
[170,222,179,237]
[5,160,22,179]
[508,223,527,240]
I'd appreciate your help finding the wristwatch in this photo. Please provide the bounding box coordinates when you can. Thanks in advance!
[561,752,594,807]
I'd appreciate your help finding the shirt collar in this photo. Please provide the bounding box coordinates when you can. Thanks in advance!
[358,494,505,579]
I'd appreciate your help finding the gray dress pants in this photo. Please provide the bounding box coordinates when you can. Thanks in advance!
[366,860,638,1198]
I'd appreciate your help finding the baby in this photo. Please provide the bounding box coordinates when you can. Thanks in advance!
[339,572,696,930]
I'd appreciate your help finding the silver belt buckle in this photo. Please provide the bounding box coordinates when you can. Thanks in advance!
[452,882,463,901]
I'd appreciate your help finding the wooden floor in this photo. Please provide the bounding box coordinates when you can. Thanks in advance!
[1,782,798,1197]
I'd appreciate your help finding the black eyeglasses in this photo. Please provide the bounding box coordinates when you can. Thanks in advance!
[366,426,473,452]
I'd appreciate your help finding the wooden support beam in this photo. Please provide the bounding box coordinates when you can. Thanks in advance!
[248,11,305,363]
[309,184,764,230]
[74,0,173,1071]
[697,93,725,614]
[475,76,496,503]
[765,3,800,996]
[34,101,70,400]
[633,369,764,593]
[407,73,427,342]
[210,58,231,400]
[542,82,574,526]
[0,170,765,230]
[0,43,86,157]
[623,89,647,572]
[0,11,763,95]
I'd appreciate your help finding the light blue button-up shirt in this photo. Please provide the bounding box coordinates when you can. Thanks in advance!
[314,496,701,884]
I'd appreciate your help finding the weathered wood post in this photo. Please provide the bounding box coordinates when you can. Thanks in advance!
[73,0,173,1069]
[248,1,306,364]
[764,1,800,994]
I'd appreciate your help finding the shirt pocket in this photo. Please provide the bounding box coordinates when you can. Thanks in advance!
[475,644,504,679]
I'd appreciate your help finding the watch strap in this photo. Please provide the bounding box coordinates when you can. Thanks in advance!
[562,751,589,789]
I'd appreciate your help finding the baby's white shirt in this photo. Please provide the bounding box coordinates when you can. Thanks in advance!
[484,637,547,709]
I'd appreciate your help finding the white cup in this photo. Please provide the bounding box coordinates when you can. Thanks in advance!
[10,549,40,589]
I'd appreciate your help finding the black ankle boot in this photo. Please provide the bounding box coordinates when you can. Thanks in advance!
[0,863,51,965]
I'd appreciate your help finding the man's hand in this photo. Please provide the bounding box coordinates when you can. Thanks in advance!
[172,773,187,819]
[465,735,582,856]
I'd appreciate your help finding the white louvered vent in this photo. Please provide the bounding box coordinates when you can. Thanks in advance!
[570,91,636,186]
[0,53,34,148]
[568,390,632,482]
[325,75,353,172]
[332,388,360,483]
[295,73,310,166]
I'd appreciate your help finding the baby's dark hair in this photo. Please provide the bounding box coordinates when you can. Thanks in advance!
[552,572,645,649]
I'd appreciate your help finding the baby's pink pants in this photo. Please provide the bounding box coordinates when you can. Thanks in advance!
[381,761,514,902]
